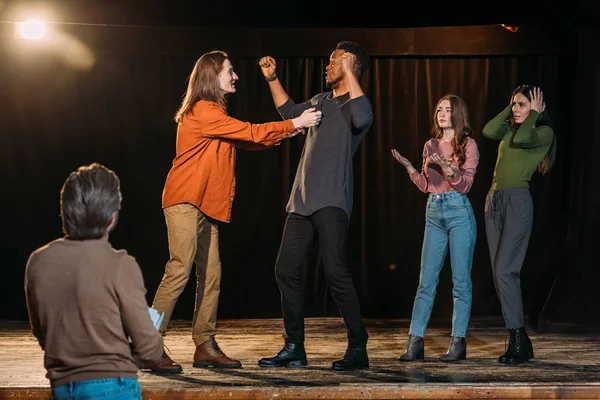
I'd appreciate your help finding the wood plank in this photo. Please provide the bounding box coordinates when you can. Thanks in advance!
[3,385,600,400]
[2,317,600,399]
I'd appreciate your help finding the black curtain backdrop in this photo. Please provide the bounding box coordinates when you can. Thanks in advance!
[0,23,594,332]
[537,25,600,333]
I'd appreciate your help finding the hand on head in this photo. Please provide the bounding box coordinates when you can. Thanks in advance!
[529,87,546,114]
[340,52,356,75]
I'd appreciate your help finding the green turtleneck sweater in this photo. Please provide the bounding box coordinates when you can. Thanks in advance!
[482,105,553,190]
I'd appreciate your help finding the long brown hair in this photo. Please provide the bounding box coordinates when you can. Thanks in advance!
[431,94,473,167]
[510,84,556,175]
[175,50,229,123]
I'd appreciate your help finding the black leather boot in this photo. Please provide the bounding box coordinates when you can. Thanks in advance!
[331,347,369,371]
[500,327,534,365]
[498,328,516,363]
[439,336,467,362]
[398,334,424,362]
[258,342,308,367]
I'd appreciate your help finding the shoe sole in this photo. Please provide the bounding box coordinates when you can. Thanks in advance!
[440,354,467,362]
[499,357,533,365]
[193,362,242,369]
[498,350,534,365]
[398,357,424,362]
[258,360,308,367]
[331,363,369,371]
[147,368,183,374]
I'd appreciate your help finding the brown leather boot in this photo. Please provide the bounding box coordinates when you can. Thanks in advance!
[193,336,242,368]
[143,351,183,374]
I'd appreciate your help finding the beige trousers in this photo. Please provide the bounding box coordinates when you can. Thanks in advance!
[152,203,221,346]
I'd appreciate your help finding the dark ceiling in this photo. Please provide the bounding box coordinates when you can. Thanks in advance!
[1,0,597,29]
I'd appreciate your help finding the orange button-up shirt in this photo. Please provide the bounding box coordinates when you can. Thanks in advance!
[162,100,295,223]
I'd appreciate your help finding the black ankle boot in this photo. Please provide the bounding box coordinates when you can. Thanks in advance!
[500,327,533,365]
[258,342,308,367]
[440,336,467,362]
[498,328,516,363]
[331,347,369,371]
[398,334,424,362]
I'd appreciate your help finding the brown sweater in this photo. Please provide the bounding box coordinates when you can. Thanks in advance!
[24,237,164,387]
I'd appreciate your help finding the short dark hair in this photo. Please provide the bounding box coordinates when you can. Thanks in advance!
[60,163,122,240]
[336,41,370,75]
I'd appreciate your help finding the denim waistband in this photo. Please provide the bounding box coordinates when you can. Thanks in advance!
[58,377,135,392]
[428,190,465,202]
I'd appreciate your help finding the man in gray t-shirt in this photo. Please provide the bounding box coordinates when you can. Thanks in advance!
[257,41,373,371]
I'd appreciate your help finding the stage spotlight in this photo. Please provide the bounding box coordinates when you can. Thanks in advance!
[501,24,519,33]
[14,19,47,40]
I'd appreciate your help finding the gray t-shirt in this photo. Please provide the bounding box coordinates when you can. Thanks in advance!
[278,92,373,218]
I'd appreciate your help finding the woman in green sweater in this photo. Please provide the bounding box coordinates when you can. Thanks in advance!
[482,85,556,365]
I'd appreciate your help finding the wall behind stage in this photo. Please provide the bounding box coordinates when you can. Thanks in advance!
[0,24,584,331]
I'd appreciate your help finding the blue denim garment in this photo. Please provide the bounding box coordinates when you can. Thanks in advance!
[52,377,141,400]
[408,190,477,337]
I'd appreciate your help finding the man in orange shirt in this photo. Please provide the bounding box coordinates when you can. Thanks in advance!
[144,50,321,373]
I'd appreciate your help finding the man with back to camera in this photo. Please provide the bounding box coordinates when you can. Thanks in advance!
[25,163,164,399]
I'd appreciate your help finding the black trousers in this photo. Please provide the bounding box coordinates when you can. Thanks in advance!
[274,206,368,349]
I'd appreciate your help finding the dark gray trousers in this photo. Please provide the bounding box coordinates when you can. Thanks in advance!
[484,187,533,328]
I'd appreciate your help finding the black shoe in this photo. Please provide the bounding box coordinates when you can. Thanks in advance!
[439,336,466,362]
[398,334,424,362]
[498,328,515,364]
[258,342,307,367]
[499,327,533,365]
[331,347,369,371]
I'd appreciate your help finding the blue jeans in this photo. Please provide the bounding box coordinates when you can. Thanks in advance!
[408,191,477,338]
[52,377,141,400]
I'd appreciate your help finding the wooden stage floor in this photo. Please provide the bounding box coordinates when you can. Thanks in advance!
[2,317,600,399]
